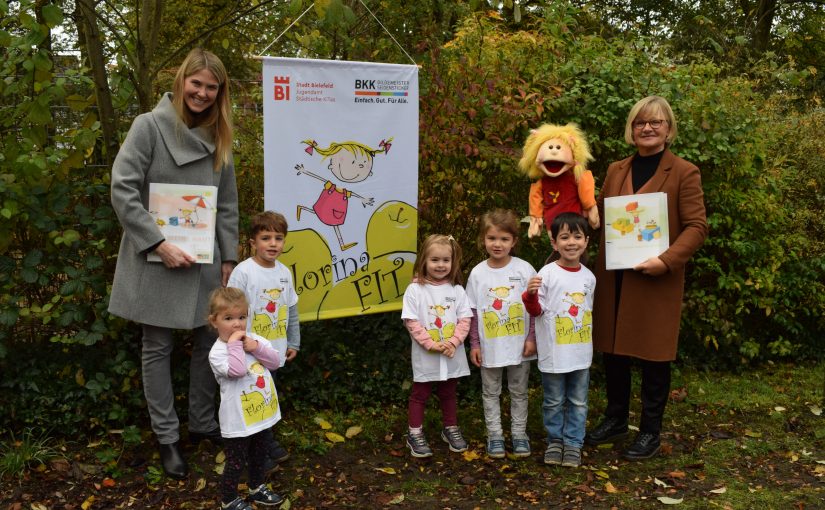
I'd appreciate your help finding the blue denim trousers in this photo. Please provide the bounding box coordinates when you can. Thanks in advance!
[541,368,590,448]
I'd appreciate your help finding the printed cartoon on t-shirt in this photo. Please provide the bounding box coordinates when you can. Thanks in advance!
[480,284,526,339]
[251,287,288,340]
[241,361,279,426]
[426,303,455,348]
[555,288,592,344]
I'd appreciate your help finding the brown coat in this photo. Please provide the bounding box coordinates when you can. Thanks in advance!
[593,149,707,361]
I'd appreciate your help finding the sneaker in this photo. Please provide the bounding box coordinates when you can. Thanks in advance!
[622,432,661,460]
[486,438,506,459]
[221,497,252,510]
[266,436,290,464]
[406,431,433,458]
[584,416,628,446]
[512,437,531,458]
[440,426,468,453]
[248,484,284,506]
[543,441,563,465]
[561,445,582,468]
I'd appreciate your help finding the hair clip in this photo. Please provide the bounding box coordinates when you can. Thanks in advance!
[447,235,455,241]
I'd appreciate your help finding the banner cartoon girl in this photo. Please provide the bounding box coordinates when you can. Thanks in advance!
[294,137,392,251]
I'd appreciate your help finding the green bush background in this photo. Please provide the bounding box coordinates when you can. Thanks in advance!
[1,4,823,437]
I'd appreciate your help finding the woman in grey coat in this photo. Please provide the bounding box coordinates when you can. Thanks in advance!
[109,48,238,479]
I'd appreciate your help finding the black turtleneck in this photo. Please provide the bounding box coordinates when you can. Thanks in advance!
[631,149,665,192]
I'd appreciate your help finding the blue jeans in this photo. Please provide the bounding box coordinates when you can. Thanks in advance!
[541,368,589,448]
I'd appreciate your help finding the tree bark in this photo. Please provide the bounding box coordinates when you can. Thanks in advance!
[76,0,119,164]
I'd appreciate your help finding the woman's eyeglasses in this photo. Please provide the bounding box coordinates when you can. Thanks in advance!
[632,119,667,130]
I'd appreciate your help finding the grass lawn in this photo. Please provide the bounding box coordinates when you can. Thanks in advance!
[1,360,823,509]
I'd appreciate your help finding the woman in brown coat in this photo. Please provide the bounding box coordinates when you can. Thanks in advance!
[585,96,707,460]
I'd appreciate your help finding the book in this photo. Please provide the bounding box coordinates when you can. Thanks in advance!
[147,183,218,264]
[604,192,669,270]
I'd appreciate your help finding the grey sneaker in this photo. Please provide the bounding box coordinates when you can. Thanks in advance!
[562,445,582,468]
[486,438,506,458]
[512,437,531,457]
[544,441,563,465]
[248,484,284,506]
[440,426,468,452]
[406,431,433,458]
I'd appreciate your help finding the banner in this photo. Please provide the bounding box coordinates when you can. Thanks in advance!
[262,57,419,321]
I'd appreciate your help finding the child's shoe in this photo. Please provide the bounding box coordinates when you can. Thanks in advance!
[440,426,468,453]
[486,438,506,459]
[406,431,433,458]
[512,437,531,458]
[221,497,252,510]
[561,445,582,468]
[248,484,284,506]
[543,441,563,465]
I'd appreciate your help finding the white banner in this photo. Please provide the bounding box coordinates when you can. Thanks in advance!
[262,57,419,321]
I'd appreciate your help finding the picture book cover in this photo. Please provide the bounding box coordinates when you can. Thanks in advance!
[147,183,218,264]
[604,192,669,270]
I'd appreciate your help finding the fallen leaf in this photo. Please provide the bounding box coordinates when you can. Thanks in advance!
[215,462,225,475]
[102,477,116,487]
[774,406,786,412]
[215,450,226,463]
[669,387,688,402]
[314,416,332,430]
[710,430,733,439]
[388,449,404,457]
[594,470,610,479]
[31,505,48,510]
[325,432,345,443]
[654,478,670,488]
[604,481,618,493]
[709,487,727,494]
[281,498,292,509]
[345,426,362,438]
[744,430,762,438]
[375,467,397,475]
[463,450,480,461]
[81,496,96,510]
[810,405,823,416]
[459,475,476,485]
[657,496,684,504]
[668,470,686,479]
[814,466,825,475]
[195,477,206,492]
[388,494,405,505]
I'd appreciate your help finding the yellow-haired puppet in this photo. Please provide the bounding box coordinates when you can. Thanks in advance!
[518,123,599,238]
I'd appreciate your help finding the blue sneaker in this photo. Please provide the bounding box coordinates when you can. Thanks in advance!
[512,437,531,458]
[248,484,284,506]
[486,438,506,458]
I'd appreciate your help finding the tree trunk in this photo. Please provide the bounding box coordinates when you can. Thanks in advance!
[76,0,119,165]
[753,0,777,53]
[135,0,165,112]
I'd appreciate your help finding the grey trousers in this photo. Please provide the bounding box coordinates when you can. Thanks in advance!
[141,324,218,444]
[480,361,531,440]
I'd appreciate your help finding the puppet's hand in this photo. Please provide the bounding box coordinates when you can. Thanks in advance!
[295,163,304,175]
[528,217,543,238]
[361,196,375,207]
[586,207,600,229]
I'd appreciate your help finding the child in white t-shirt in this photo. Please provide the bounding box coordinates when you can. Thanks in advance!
[402,234,472,458]
[523,212,596,469]
[207,288,283,510]
[228,211,298,468]
[466,209,537,459]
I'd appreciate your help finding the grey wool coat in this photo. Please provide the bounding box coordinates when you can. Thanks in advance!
[109,93,239,329]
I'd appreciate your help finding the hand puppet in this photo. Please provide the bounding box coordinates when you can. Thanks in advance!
[517,123,599,238]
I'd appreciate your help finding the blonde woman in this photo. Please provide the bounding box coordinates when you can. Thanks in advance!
[109,48,239,479]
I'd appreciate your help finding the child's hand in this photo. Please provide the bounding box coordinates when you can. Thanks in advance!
[285,348,298,362]
[242,336,258,352]
[227,330,246,344]
[527,276,543,295]
[295,163,305,175]
[361,196,375,207]
[429,342,445,353]
[470,347,482,367]
[441,342,456,358]
[522,341,537,357]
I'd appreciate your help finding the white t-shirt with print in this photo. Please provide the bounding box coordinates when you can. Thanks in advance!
[228,258,298,368]
[534,262,596,374]
[401,282,472,382]
[208,333,282,438]
[466,257,537,367]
